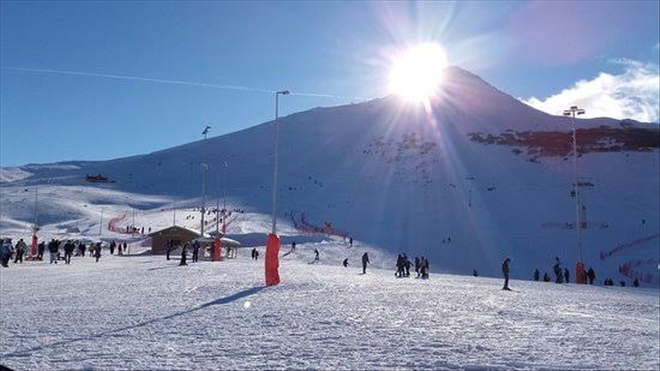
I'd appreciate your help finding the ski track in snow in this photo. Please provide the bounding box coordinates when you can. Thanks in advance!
[1,245,659,371]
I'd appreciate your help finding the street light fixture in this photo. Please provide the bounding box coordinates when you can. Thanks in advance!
[563,105,586,283]
[266,89,289,287]
[271,90,289,234]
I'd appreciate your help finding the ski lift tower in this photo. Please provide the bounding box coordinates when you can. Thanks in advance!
[563,105,587,284]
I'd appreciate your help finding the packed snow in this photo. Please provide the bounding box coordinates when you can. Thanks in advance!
[1,242,658,370]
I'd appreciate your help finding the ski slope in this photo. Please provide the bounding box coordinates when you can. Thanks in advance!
[1,242,658,371]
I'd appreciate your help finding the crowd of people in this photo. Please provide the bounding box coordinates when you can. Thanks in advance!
[0,238,130,267]
[393,253,429,279]
[0,236,648,289]
[530,257,600,285]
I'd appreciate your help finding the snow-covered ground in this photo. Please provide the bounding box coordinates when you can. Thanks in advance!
[1,241,658,371]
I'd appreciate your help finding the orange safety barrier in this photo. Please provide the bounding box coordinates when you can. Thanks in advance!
[265,233,281,286]
[30,234,38,257]
[213,238,222,261]
[575,262,587,284]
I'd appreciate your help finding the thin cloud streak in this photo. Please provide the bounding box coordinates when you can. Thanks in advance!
[0,66,366,101]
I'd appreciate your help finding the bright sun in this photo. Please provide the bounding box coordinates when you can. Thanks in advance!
[388,43,449,103]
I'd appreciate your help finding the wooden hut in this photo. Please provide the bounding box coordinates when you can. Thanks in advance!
[149,226,200,254]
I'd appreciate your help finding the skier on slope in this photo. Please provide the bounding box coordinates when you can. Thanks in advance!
[343,258,349,268]
[361,252,369,274]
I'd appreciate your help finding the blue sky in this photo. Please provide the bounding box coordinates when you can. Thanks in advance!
[1,1,658,167]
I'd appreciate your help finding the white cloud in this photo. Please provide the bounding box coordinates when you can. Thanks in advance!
[522,60,660,123]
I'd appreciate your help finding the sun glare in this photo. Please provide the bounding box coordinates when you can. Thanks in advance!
[388,43,449,103]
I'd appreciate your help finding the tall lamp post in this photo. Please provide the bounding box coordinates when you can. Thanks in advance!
[31,185,39,258]
[201,125,211,237]
[271,90,289,234]
[223,161,228,234]
[563,105,586,284]
[265,89,289,286]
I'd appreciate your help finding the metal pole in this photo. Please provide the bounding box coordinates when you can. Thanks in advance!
[563,106,585,267]
[272,90,289,235]
[33,185,38,233]
[99,207,104,237]
[466,176,475,208]
[201,126,211,236]
[223,161,228,234]
[572,115,582,263]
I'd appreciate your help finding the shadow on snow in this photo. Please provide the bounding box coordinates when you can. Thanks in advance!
[1,285,267,358]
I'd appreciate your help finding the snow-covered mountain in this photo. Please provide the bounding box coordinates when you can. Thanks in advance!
[1,66,658,285]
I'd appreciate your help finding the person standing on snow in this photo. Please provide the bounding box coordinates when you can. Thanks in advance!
[14,238,26,264]
[63,240,75,264]
[0,239,12,267]
[395,254,403,277]
[314,249,320,262]
[399,253,410,277]
[191,240,200,263]
[502,258,511,290]
[37,241,46,261]
[361,252,370,274]
[553,257,564,284]
[94,242,102,262]
[587,267,596,285]
[179,243,188,266]
[48,239,59,264]
[343,258,349,268]
[420,257,429,279]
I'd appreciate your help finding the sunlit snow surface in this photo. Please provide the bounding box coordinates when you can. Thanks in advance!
[1,243,658,371]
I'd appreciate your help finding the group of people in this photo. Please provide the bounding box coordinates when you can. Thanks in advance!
[531,258,600,285]
[393,254,430,279]
[0,237,123,266]
[502,257,642,289]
